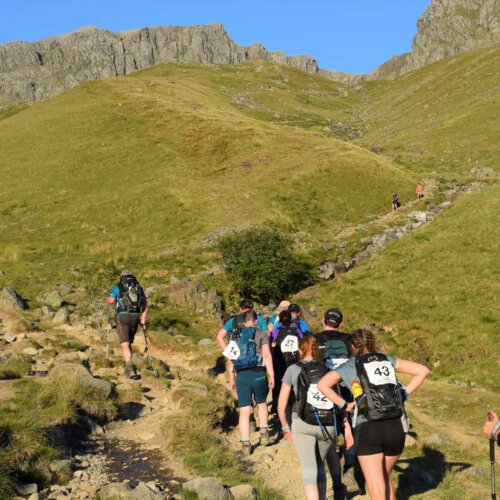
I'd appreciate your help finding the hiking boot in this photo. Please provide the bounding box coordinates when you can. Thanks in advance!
[259,432,270,446]
[333,484,346,500]
[124,361,138,379]
[241,442,251,456]
[343,466,361,493]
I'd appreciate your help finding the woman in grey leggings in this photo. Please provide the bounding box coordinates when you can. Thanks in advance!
[278,336,337,500]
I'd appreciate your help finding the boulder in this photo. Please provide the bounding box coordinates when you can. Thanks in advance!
[77,376,112,399]
[126,482,164,499]
[4,333,17,343]
[183,477,231,500]
[53,307,69,325]
[41,305,55,318]
[49,459,71,473]
[43,290,64,309]
[16,483,38,495]
[98,482,132,499]
[22,347,39,356]
[53,351,82,364]
[409,211,428,223]
[230,484,258,499]
[0,287,29,311]
[48,362,91,379]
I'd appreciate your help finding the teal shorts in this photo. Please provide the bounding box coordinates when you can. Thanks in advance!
[235,369,269,408]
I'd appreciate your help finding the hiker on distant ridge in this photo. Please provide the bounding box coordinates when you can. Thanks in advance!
[107,270,148,379]
[416,183,424,200]
[392,192,401,210]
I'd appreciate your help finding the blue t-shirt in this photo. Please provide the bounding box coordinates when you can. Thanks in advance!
[272,319,310,334]
[223,315,267,332]
[109,283,146,315]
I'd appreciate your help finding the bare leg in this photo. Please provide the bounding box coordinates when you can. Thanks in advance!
[239,406,252,440]
[256,401,268,429]
[121,342,132,362]
[358,453,386,500]
[383,455,400,500]
[303,485,320,500]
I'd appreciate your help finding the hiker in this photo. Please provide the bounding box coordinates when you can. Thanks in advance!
[271,303,310,334]
[270,309,305,415]
[278,336,336,500]
[318,329,430,500]
[392,192,400,210]
[484,411,500,445]
[416,183,424,199]
[217,309,274,455]
[219,298,267,336]
[267,300,291,333]
[315,308,355,497]
[107,270,148,379]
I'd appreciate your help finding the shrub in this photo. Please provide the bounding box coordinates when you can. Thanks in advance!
[218,227,306,303]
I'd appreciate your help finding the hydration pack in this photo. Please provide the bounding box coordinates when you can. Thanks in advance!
[118,275,144,313]
[324,339,350,370]
[275,326,302,365]
[355,352,403,421]
[229,326,259,371]
[296,361,335,427]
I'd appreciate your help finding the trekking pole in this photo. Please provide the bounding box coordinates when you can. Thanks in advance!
[488,412,497,500]
[142,326,158,378]
[105,303,111,360]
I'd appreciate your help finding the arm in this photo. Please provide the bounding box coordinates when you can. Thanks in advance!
[483,412,500,440]
[277,382,293,442]
[216,327,229,350]
[395,358,430,395]
[140,298,149,329]
[261,343,275,389]
[317,371,356,412]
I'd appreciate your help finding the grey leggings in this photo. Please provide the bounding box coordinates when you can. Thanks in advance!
[292,417,336,487]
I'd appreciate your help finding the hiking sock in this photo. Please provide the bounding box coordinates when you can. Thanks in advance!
[241,438,250,445]
[259,427,268,435]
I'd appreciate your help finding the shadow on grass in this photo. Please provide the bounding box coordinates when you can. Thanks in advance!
[395,446,471,500]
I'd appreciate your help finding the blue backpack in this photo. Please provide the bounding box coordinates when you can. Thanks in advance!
[231,326,259,371]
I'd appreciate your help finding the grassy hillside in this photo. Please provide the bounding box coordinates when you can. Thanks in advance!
[303,185,500,391]
[0,62,414,295]
[357,45,500,174]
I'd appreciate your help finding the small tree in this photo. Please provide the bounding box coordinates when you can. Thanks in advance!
[219,227,304,303]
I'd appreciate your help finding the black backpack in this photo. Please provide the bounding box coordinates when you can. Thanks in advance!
[355,352,403,421]
[296,361,335,427]
[118,275,144,313]
[275,326,301,365]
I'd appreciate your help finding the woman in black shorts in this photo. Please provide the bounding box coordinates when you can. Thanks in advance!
[317,330,429,500]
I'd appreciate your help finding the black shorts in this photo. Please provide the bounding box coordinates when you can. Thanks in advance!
[354,418,405,456]
[116,313,141,344]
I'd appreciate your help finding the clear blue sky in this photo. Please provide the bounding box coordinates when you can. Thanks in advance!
[1,0,430,74]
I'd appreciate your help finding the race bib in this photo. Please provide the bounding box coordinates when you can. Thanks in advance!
[280,335,299,353]
[223,341,241,361]
[306,384,334,410]
[364,360,397,386]
[327,358,349,370]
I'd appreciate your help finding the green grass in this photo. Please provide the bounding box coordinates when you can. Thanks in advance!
[308,185,500,390]
[0,355,31,379]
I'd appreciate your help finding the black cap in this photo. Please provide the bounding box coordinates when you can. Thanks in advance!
[288,303,300,313]
[324,308,343,327]
[279,310,292,326]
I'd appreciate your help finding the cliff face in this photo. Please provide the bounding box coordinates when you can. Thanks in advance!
[371,0,500,79]
[0,23,320,106]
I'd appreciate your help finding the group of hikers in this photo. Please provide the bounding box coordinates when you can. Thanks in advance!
[391,183,424,211]
[106,270,498,500]
[216,299,430,500]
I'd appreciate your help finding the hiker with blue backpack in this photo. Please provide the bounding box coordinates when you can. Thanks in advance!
[277,335,337,500]
[217,309,275,455]
[318,329,429,500]
[315,308,356,497]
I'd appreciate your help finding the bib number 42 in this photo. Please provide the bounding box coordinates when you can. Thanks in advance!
[307,384,334,410]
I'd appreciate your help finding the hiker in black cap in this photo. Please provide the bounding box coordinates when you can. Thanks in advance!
[315,308,357,498]
[288,303,311,334]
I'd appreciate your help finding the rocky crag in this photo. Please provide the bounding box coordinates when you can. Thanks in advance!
[1,0,498,107]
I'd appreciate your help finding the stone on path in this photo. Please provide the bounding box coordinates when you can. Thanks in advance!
[98,482,132,499]
[49,459,71,473]
[53,307,69,325]
[230,484,258,499]
[4,333,17,343]
[23,347,39,356]
[0,287,29,311]
[16,483,38,495]
[77,376,112,399]
[183,477,231,500]
[43,290,64,309]
[126,481,164,499]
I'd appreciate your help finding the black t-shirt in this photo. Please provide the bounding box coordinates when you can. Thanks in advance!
[314,330,353,361]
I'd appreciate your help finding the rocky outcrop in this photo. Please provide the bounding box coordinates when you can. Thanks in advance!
[0,287,29,311]
[0,23,319,106]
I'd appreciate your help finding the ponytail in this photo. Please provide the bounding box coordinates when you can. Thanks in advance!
[299,336,318,360]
